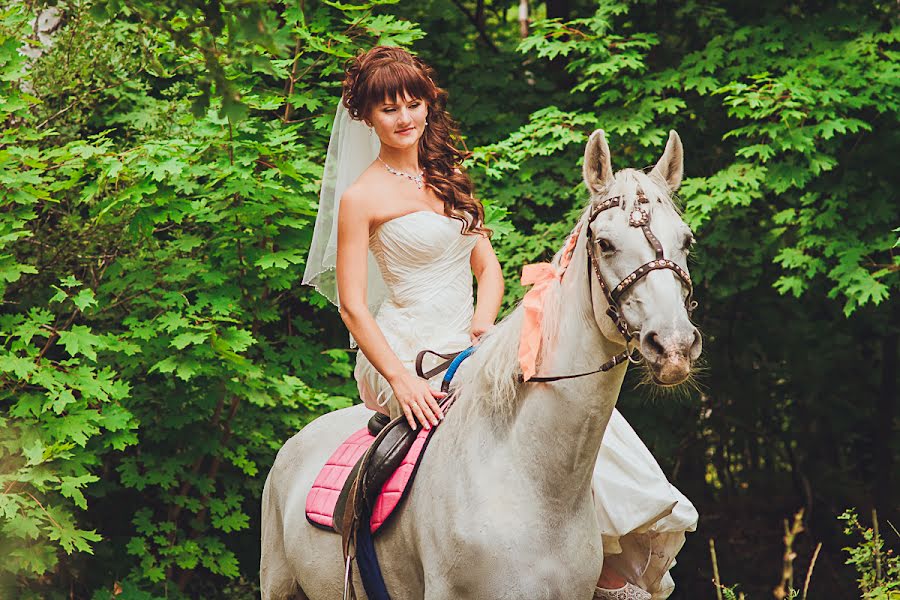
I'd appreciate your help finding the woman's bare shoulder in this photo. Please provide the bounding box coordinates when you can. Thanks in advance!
[340,165,381,212]
[341,165,403,217]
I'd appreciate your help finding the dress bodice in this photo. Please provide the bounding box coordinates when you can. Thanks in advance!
[367,210,478,360]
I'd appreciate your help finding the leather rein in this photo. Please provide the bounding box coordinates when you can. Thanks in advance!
[417,189,696,384]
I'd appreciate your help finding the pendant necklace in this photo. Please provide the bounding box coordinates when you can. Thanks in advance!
[378,156,424,189]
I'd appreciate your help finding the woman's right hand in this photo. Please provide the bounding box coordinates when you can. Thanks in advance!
[388,372,446,430]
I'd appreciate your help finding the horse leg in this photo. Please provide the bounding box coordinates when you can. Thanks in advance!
[260,471,303,600]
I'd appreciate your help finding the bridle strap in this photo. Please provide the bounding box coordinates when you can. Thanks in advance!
[587,188,695,336]
[611,259,692,303]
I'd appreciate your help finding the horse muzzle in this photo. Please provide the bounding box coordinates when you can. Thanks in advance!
[639,326,702,385]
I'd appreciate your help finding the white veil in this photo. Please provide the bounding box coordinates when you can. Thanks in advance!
[301,99,389,347]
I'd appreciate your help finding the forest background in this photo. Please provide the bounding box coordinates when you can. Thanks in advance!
[0,0,897,598]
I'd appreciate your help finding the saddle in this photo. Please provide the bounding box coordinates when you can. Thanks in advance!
[304,412,437,535]
[304,347,474,600]
[335,413,424,535]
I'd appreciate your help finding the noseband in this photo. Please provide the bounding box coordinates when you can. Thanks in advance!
[585,189,697,346]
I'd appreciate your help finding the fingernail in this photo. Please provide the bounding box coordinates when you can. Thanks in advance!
[424,423,431,430]
[439,412,445,420]
[432,419,439,426]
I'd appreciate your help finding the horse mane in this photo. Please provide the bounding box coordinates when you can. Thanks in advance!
[451,203,592,423]
[450,169,677,422]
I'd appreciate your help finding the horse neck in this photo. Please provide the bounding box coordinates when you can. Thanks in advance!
[460,231,627,507]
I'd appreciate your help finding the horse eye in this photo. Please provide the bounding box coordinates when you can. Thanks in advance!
[597,238,615,253]
[682,234,695,253]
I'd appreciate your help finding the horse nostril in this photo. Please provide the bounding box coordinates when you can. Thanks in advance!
[642,330,665,359]
[689,329,702,361]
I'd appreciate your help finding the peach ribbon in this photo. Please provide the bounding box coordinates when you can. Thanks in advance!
[518,226,581,381]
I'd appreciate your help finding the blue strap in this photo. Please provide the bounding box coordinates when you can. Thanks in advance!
[441,345,475,392]
[356,511,391,600]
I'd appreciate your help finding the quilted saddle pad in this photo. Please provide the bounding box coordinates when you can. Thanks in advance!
[305,425,431,534]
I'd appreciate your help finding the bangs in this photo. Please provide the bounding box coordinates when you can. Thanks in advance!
[362,61,433,107]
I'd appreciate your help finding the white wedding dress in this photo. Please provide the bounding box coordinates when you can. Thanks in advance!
[354,210,698,598]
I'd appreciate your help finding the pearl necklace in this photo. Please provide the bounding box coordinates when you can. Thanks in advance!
[378,156,424,189]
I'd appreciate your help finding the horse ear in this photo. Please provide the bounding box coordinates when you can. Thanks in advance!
[583,129,613,195]
[650,130,684,191]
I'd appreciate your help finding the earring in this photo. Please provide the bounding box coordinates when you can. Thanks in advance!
[424,119,428,126]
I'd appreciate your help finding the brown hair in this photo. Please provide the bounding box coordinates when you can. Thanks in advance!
[342,45,490,237]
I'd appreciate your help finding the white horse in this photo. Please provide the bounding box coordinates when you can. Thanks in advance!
[261,129,702,600]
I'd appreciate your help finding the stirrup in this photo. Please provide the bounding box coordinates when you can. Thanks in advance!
[593,582,651,600]
[367,412,391,436]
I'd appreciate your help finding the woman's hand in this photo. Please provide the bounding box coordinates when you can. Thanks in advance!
[469,320,494,345]
[388,371,446,430]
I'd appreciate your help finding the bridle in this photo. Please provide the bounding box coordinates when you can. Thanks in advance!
[418,188,698,384]
[525,187,697,382]
[585,188,697,347]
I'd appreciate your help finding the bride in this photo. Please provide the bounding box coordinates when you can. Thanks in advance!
[302,45,697,600]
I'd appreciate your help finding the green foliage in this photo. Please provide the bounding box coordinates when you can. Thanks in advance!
[0,6,128,581]
[687,18,899,316]
[839,509,900,599]
[0,0,401,595]
[469,0,899,315]
[1,0,897,597]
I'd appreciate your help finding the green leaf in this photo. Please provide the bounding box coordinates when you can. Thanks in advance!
[57,325,100,361]
[21,439,46,466]
[72,288,97,311]
[59,474,100,510]
[170,331,210,350]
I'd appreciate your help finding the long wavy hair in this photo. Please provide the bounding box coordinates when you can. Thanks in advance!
[342,46,490,237]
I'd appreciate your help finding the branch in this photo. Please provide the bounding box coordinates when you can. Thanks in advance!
[449,0,500,54]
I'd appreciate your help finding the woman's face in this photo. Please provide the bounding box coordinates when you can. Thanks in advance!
[365,92,428,151]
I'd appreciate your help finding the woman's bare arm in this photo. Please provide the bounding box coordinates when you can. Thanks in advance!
[335,186,444,429]
[335,186,406,381]
[469,235,504,342]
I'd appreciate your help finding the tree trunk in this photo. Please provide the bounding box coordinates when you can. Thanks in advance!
[519,0,529,38]
[545,0,569,20]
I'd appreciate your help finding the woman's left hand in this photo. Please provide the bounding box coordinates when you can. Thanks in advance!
[470,321,494,344]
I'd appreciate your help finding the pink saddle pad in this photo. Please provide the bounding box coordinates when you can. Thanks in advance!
[305,425,431,533]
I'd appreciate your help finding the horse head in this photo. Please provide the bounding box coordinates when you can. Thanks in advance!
[582,129,702,385]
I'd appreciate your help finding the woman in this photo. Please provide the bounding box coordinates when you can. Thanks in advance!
[302,45,696,600]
